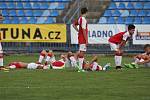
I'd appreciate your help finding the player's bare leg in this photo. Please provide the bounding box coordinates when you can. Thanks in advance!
[78,51,85,72]
[37,50,47,64]
[114,50,123,70]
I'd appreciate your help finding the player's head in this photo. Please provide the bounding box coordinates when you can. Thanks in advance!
[128,24,135,35]
[37,64,44,69]
[144,44,150,53]
[81,7,88,16]
[60,54,66,62]
[67,51,73,58]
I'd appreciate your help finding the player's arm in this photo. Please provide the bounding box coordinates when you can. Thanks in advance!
[137,56,150,64]
[119,33,130,49]
[73,20,79,32]
[73,24,79,32]
[119,40,126,49]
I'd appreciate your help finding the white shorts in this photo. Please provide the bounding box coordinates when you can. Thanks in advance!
[79,44,87,52]
[27,63,38,69]
[109,42,119,51]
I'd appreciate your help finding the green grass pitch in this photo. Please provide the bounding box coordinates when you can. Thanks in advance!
[0,54,150,100]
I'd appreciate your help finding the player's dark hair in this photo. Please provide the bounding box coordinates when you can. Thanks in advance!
[144,44,150,50]
[81,7,88,15]
[128,24,135,30]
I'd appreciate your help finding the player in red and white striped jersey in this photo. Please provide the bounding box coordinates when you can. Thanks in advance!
[73,7,88,72]
[108,24,135,69]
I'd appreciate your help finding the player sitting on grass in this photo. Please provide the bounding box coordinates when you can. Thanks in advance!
[124,44,150,68]
[83,56,110,71]
[6,62,45,69]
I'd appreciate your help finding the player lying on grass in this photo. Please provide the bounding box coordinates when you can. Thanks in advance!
[37,50,110,71]
[37,50,67,69]
[124,44,150,68]
[6,62,45,69]
[83,56,110,71]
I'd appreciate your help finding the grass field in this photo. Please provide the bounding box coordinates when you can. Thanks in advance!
[0,54,150,100]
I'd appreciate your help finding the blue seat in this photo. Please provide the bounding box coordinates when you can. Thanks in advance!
[2,17,9,23]
[107,17,115,24]
[51,11,59,16]
[118,2,126,9]
[37,17,45,24]
[134,2,143,9]
[108,3,117,9]
[125,17,133,24]
[98,17,107,24]
[7,3,16,9]
[20,17,28,24]
[126,2,134,9]
[142,17,150,24]
[117,17,124,24]
[3,20,11,24]
[134,17,142,24]
[121,10,129,17]
[144,3,150,9]
[147,11,150,16]
[32,3,40,9]
[103,10,112,16]
[16,2,23,9]
[22,0,30,1]
[33,10,42,16]
[42,10,50,16]
[28,17,37,24]
[25,10,33,16]
[11,17,19,24]
[49,4,57,9]
[24,3,32,9]
[57,4,65,9]
[45,17,54,23]
[0,3,7,9]
[2,10,8,16]
[130,10,138,16]
[17,10,25,16]
[40,3,49,9]
[9,10,16,16]
[112,10,121,16]
[138,10,147,16]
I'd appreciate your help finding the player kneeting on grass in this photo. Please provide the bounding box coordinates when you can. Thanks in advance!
[73,7,88,72]
[108,24,135,70]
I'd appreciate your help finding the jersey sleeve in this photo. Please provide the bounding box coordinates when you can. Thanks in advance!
[78,17,87,29]
[123,33,130,41]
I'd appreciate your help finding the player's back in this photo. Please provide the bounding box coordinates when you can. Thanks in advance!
[109,31,126,44]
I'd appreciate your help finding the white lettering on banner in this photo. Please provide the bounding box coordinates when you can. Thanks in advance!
[70,24,125,44]
[133,25,150,45]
